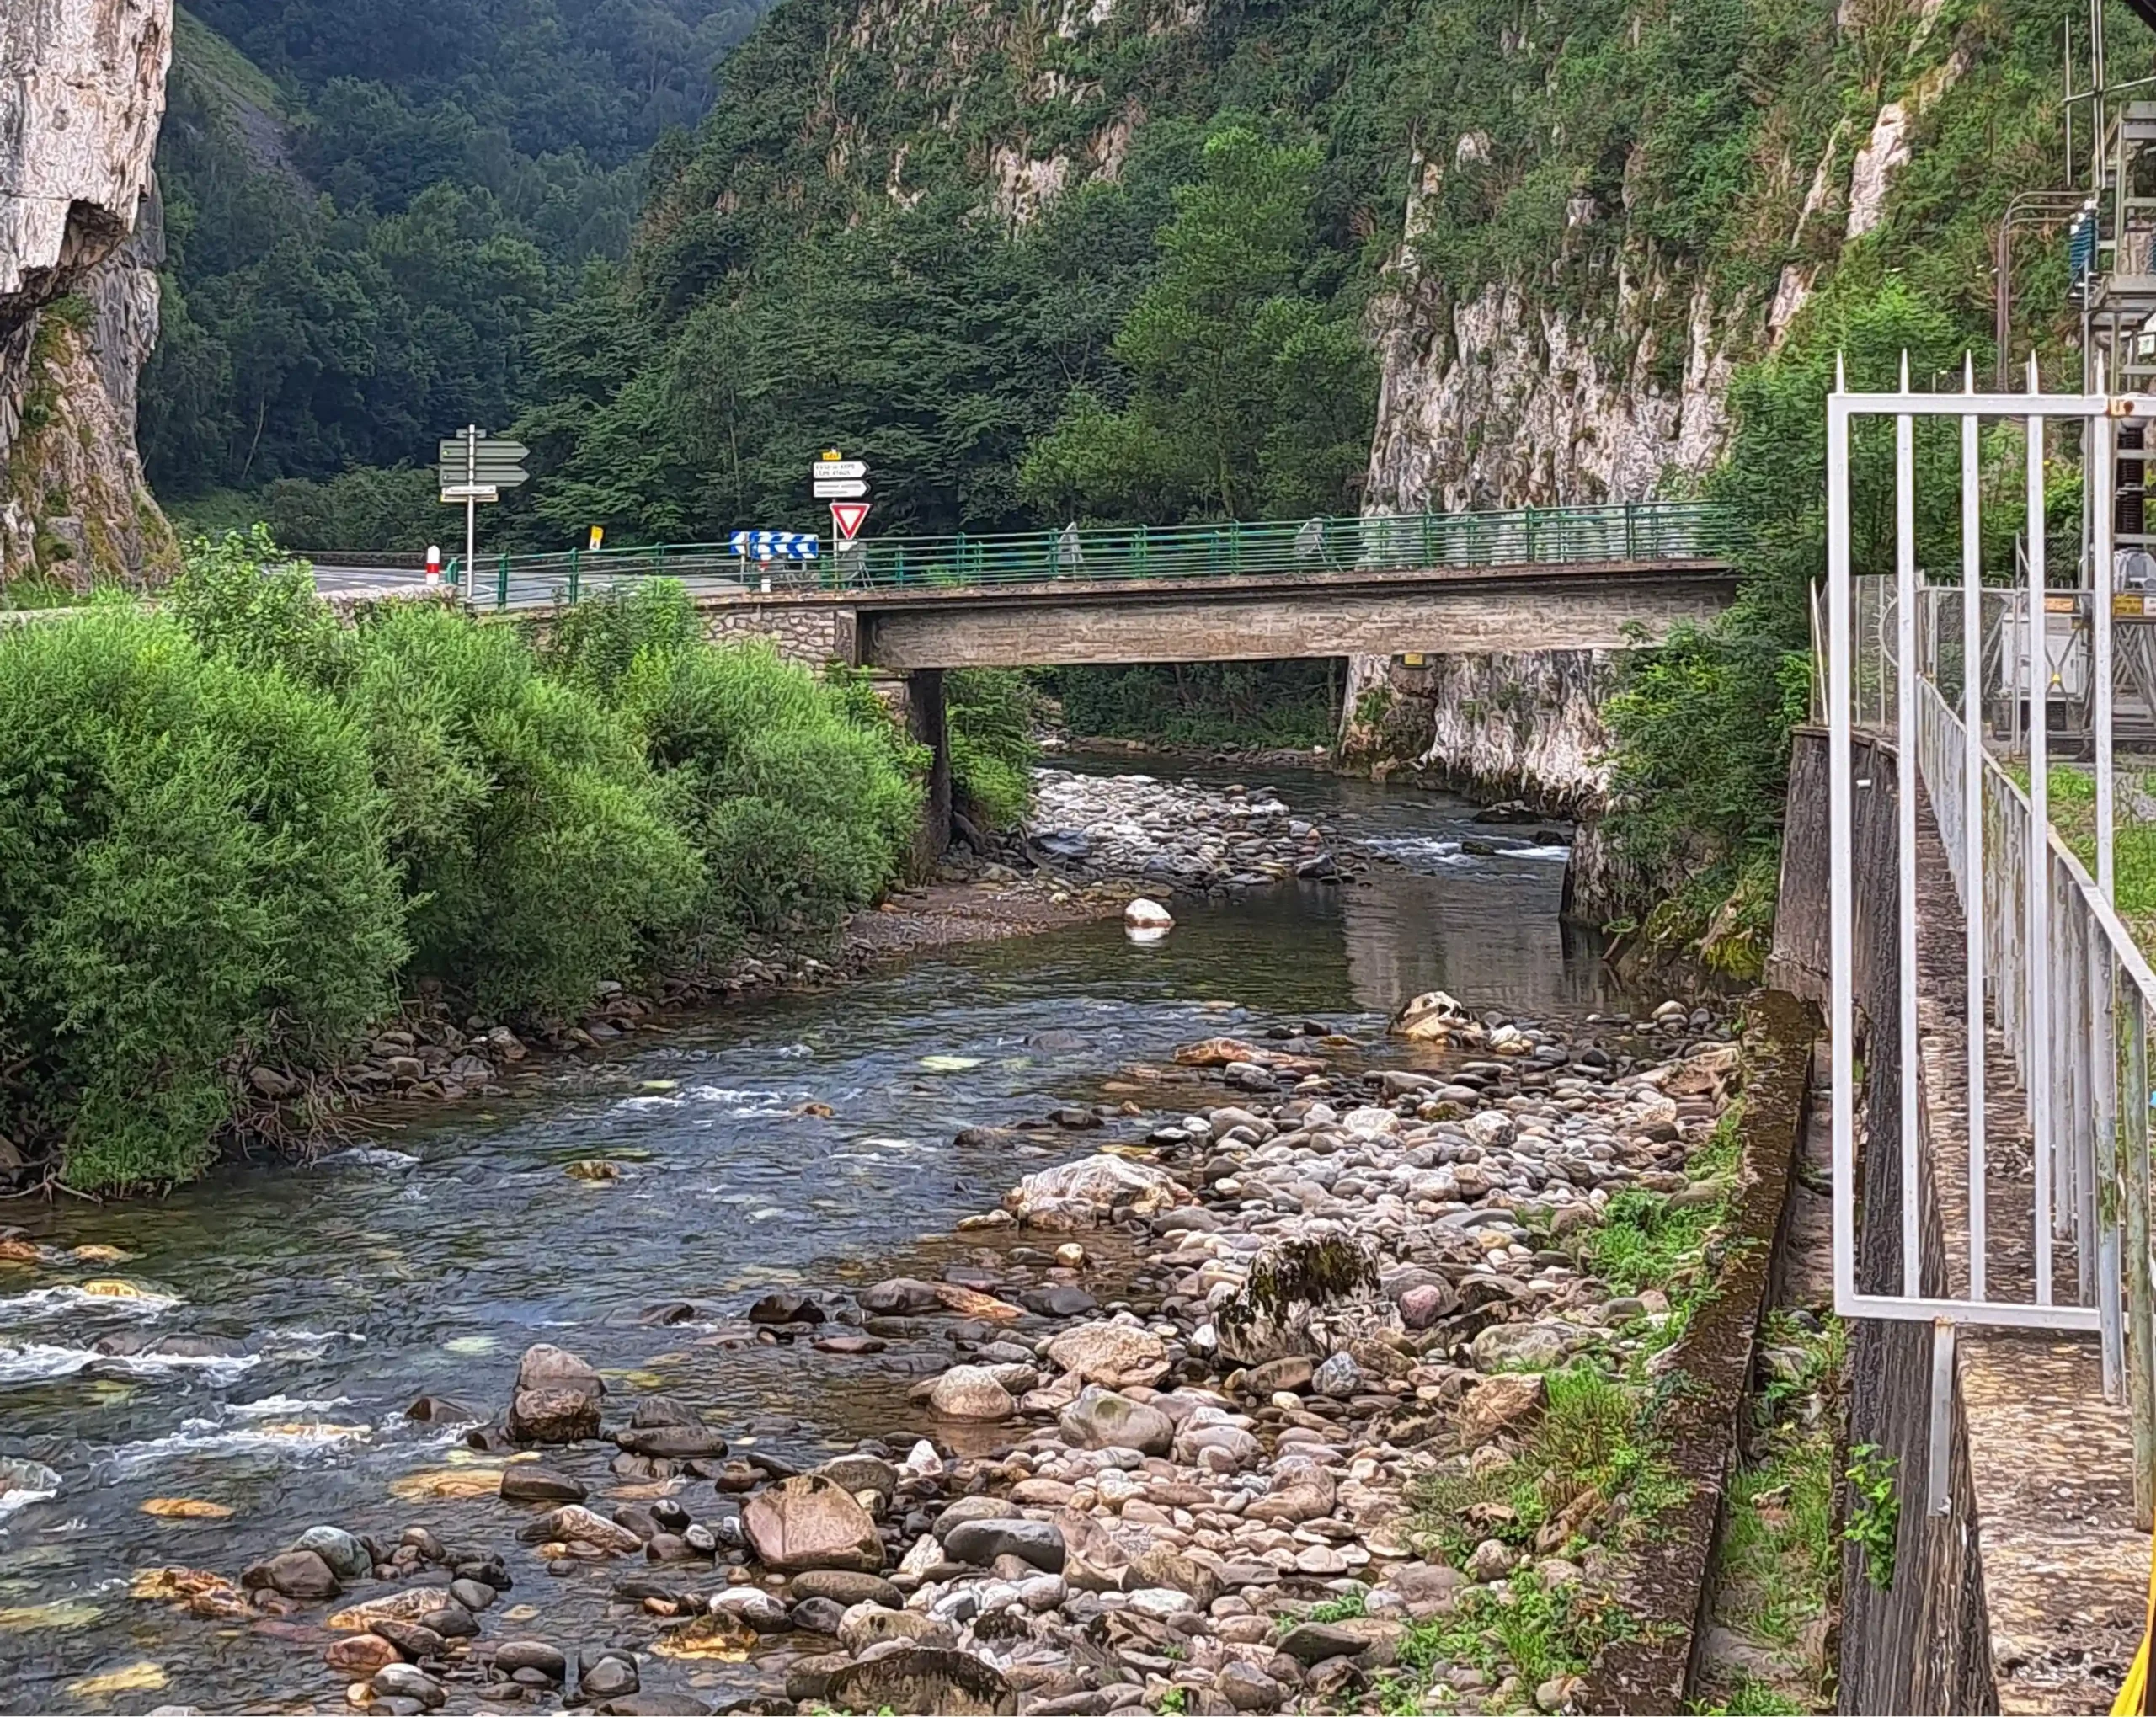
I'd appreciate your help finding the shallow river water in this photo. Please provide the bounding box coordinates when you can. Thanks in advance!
[0,766,1630,1712]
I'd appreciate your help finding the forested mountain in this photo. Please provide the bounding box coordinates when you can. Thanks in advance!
[141,0,768,540]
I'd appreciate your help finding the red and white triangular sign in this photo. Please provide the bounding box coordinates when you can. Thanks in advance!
[830,500,870,541]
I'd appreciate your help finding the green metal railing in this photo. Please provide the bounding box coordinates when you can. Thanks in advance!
[445,500,1737,612]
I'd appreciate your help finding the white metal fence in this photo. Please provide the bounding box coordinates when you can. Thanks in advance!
[1825,366,2156,1521]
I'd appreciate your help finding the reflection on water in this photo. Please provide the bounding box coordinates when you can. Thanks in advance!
[0,765,1629,1711]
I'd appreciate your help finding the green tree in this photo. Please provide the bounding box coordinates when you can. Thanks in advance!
[1020,127,1374,523]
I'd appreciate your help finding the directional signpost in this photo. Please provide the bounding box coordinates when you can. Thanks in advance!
[816,452,870,578]
[439,426,529,602]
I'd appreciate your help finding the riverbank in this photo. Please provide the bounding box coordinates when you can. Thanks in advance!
[135,769,1346,1197]
[6,988,1768,1716]
[1053,735,1338,774]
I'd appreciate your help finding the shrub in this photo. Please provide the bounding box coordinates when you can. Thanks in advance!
[0,609,404,1190]
[615,638,919,936]
[946,669,1041,831]
[167,525,352,688]
[344,602,700,1015]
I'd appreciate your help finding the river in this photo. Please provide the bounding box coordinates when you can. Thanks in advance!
[0,765,1633,1712]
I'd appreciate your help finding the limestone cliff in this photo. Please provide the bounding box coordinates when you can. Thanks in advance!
[1339,649,1646,922]
[0,0,175,591]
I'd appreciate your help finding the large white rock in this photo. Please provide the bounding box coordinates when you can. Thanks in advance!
[1004,1154,1188,1229]
[1043,1320,1171,1390]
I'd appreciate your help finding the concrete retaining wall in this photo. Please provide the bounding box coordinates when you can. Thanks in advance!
[1769,727,1999,1716]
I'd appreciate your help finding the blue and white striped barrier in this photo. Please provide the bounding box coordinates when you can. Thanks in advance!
[728,530,819,561]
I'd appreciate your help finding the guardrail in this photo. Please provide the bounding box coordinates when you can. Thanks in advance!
[439,500,1740,612]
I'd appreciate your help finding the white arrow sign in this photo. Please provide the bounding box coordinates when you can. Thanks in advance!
[812,459,867,480]
[814,477,870,499]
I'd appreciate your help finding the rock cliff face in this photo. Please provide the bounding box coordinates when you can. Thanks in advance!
[0,0,175,589]
[1338,649,1646,922]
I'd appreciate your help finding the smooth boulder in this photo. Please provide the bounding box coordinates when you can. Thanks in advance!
[1003,1156,1187,1229]
[1043,1321,1171,1390]
[1057,1386,1173,1455]
[742,1474,883,1572]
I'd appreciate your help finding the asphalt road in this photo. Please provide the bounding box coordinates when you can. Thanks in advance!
[309,561,755,611]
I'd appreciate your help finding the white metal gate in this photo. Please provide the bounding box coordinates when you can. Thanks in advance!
[1825,358,2156,1520]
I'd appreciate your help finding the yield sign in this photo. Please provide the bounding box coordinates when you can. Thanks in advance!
[830,500,870,541]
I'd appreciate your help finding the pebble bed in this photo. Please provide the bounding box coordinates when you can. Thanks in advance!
[150,993,1741,1717]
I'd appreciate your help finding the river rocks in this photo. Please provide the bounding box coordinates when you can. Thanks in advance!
[500,1466,587,1504]
[747,1290,824,1325]
[241,1549,339,1602]
[1123,897,1174,938]
[1245,1458,1337,1525]
[371,1663,446,1709]
[1458,1372,1548,1447]
[579,1651,639,1699]
[824,1646,1015,1717]
[836,1600,945,1654]
[1390,989,1473,1043]
[927,1365,1016,1420]
[1219,1662,1286,1712]
[1311,1351,1362,1397]
[1004,1154,1188,1227]
[742,1474,883,1572]
[790,1569,903,1608]
[1043,1321,1171,1389]
[515,1505,643,1554]
[328,1588,452,1632]
[506,1343,604,1443]
[292,1526,371,1582]
[326,1634,400,1676]
[494,1640,566,1682]
[1471,1321,1572,1373]
[859,1277,945,1314]
[942,1517,1065,1572]
[614,1426,729,1459]
[1058,1385,1174,1454]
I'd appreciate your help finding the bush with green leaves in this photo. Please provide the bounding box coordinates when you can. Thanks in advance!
[0,606,406,1191]
[344,601,701,1016]
[945,669,1041,831]
[542,581,921,936]
[616,638,920,937]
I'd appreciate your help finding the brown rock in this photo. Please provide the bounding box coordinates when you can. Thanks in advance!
[325,1634,400,1676]
[1456,1372,1547,1448]
[741,1474,883,1572]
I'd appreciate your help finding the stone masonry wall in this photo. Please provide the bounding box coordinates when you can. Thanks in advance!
[700,601,856,667]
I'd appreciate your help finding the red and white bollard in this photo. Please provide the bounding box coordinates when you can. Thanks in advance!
[425,543,442,586]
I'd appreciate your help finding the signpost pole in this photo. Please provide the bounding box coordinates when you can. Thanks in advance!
[464,424,478,611]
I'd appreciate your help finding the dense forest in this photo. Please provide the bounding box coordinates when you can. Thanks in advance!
[144,0,769,542]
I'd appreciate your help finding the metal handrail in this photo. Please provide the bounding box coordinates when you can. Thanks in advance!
[439,500,1742,611]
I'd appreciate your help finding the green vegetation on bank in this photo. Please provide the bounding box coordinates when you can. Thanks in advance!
[0,535,921,1192]
[1051,662,1341,750]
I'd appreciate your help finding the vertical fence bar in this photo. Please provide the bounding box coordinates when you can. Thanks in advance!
[1962,369,1988,1300]
[495,552,510,612]
[2095,932,2123,1398]
[2028,375,2056,1303]
[1625,500,1638,560]
[2095,408,2117,901]
[1897,371,1922,1298]
[1829,373,1860,1320]
[2125,984,2156,1529]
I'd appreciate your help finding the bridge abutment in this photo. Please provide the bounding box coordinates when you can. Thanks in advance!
[904,666,952,869]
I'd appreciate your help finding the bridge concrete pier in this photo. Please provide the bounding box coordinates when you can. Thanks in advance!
[905,667,952,869]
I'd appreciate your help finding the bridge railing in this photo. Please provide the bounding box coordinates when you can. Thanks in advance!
[445,499,1739,611]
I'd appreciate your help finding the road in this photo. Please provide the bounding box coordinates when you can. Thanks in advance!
[309,561,755,611]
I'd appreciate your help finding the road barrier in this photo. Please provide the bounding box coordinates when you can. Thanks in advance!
[440,500,1739,612]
